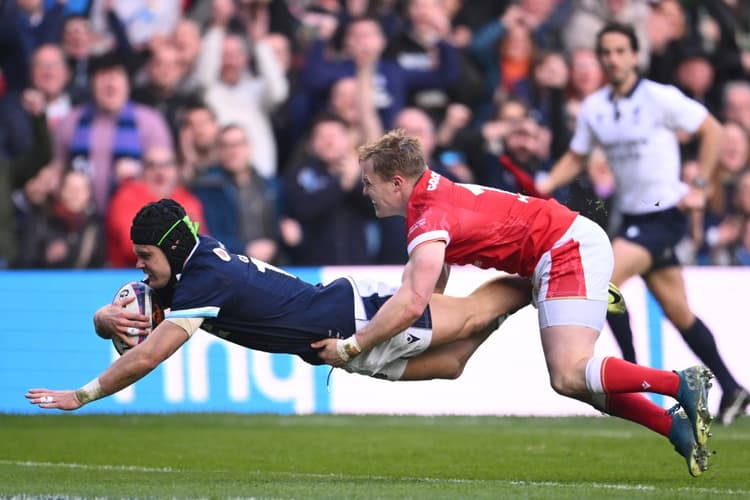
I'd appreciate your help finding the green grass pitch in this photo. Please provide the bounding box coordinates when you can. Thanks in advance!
[1,413,749,499]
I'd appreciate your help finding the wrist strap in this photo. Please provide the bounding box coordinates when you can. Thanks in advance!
[75,377,105,405]
[336,335,362,363]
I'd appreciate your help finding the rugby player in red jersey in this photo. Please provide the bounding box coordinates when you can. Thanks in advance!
[315,128,714,476]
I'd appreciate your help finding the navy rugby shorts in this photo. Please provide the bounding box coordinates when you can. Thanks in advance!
[616,207,687,270]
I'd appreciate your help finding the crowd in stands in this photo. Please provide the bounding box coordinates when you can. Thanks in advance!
[1,0,749,269]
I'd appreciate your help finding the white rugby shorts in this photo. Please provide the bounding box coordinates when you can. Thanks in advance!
[341,277,433,381]
[532,215,614,331]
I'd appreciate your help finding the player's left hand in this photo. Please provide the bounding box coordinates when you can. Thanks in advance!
[311,338,347,367]
[25,388,82,411]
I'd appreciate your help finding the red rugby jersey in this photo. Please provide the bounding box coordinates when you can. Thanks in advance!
[406,171,578,277]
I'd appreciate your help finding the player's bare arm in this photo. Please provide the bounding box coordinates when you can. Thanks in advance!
[26,320,190,411]
[93,296,151,340]
[537,150,586,195]
[314,241,447,366]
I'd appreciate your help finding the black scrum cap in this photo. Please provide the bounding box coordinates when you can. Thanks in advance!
[131,199,199,275]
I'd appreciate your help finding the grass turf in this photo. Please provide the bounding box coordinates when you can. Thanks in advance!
[1,413,748,499]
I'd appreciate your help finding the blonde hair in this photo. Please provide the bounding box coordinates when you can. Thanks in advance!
[358,129,427,180]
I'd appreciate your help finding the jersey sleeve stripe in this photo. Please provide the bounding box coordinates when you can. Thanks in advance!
[166,306,220,319]
[407,230,450,255]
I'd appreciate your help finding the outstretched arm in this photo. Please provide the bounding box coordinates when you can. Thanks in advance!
[26,321,189,411]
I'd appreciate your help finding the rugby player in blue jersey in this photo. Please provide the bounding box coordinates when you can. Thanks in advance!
[27,198,531,410]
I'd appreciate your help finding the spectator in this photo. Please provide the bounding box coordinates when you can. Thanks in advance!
[191,124,281,263]
[0,0,66,92]
[302,15,459,129]
[106,145,206,268]
[31,43,73,129]
[12,165,58,268]
[478,116,549,198]
[178,99,221,184]
[563,0,651,70]
[60,10,132,105]
[52,51,172,216]
[0,89,51,268]
[171,18,203,92]
[394,107,464,182]
[93,1,181,49]
[200,32,289,179]
[674,46,720,117]
[385,0,466,122]
[0,43,71,158]
[132,41,199,142]
[699,122,750,264]
[37,169,105,269]
[469,6,537,117]
[722,80,750,133]
[282,115,374,265]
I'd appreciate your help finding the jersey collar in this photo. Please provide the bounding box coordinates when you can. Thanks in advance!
[608,76,642,101]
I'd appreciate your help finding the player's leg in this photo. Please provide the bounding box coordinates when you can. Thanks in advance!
[646,266,749,425]
[427,275,531,347]
[398,276,531,380]
[341,276,529,382]
[400,322,497,380]
[606,237,652,362]
[540,216,712,475]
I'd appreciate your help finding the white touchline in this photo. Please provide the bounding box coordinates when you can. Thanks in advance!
[2,460,749,497]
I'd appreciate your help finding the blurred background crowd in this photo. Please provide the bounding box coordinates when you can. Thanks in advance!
[1,0,749,270]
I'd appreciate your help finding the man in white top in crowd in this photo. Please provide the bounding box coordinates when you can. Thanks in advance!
[537,22,750,426]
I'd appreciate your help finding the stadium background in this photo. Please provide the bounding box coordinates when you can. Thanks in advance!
[3,265,748,417]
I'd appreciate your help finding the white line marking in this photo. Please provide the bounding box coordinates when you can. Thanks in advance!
[2,460,749,496]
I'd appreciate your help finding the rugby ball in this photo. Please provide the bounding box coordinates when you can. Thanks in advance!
[111,281,165,355]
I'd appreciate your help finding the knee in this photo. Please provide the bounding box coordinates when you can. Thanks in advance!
[438,358,465,380]
[548,370,586,398]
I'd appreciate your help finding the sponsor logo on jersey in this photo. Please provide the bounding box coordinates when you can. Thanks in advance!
[406,334,420,344]
[213,247,231,262]
[426,171,441,191]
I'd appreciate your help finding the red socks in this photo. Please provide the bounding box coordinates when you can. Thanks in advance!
[600,357,680,397]
[606,392,673,436]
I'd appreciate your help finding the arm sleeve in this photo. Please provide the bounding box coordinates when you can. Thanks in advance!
[165,317,204,338]
[660,85,708,134]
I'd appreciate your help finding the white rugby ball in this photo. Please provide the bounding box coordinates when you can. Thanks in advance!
[111,281,164,355]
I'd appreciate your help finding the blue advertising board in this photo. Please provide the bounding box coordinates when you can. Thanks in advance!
[0,269,332,414]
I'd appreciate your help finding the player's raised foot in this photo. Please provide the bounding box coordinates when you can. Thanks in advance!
[606,282,626,315]
[675,365,714,445]
[668,405,710,477]
[717,387,750,426]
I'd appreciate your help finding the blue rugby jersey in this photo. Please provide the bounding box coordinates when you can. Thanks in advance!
[163,235,356,365]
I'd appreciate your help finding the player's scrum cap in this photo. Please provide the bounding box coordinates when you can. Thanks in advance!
[131,198,199,274]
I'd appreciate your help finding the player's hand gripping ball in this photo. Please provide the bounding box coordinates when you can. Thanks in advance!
[112,281,165,355]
